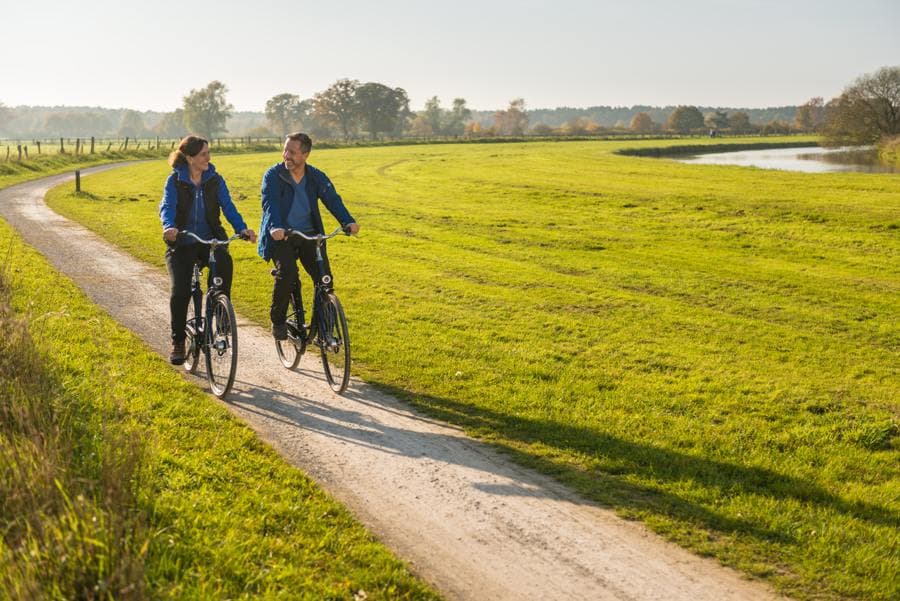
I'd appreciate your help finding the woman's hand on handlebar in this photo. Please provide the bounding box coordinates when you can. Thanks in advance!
[344,222,360,236]
[241,228,257,243]
[163,227,179,242]
[270,228,286,241]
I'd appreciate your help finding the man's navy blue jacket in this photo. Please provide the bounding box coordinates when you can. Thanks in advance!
[257,162,354,261]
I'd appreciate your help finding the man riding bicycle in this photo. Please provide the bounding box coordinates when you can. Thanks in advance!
[258,132,360,340]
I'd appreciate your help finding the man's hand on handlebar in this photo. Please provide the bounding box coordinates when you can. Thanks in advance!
[163,227,179,242]
[241,228,258,243]
[344,222,360,236]
[270,228,286,241]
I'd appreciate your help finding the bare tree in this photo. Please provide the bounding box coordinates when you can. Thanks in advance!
[794,97,825,133]
[823,66,900,146]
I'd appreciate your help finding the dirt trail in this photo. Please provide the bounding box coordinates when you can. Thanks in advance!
[0,166,785,600]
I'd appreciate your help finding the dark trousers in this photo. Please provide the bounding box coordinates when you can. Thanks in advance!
[270,237,331,325]
[165,243,233,342]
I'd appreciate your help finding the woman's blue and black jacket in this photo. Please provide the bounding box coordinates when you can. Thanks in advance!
[158,162,248,243]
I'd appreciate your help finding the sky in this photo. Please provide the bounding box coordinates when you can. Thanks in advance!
[2,0,898,112]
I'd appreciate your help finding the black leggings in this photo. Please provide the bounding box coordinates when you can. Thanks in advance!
[270,237,332,325]
[165,243,233,342]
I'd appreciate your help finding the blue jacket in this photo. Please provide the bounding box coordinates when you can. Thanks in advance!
[159,163,248,243]
[258,162,355,261]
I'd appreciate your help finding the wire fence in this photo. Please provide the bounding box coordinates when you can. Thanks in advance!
[1,131,809,162]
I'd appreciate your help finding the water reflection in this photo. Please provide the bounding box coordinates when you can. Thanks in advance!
[677,146,899,174]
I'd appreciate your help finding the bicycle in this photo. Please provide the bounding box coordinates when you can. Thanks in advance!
[274,225,353,394]
[179,230,246,398]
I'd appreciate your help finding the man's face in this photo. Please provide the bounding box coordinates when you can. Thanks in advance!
[283,139,309,170]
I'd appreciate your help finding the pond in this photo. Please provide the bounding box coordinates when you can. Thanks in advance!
[676,146,899,174]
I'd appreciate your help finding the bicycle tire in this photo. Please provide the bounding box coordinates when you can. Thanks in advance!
[319,292,350,394]
[275,289,305,369]
[206,293,238,398]
[183,320,200,374]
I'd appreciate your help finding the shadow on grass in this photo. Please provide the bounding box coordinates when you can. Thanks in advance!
[224,375,896,549]
[380,383,900,534]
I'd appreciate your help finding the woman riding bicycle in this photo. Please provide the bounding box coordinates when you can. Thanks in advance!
[159,135,256,365]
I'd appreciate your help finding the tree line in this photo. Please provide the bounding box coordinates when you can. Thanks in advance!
[1,66,896,143]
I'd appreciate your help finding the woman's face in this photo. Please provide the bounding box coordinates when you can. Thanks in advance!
[188,143,210,172]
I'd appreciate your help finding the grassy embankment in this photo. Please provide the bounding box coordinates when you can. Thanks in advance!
[45,136,899,601]
[0,170,440,599]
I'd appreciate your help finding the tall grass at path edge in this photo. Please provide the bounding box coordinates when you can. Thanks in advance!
[0,169,441,599]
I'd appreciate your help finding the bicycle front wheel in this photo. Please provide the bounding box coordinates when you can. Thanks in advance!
[206,293,238,398]
[184,320,201,374]
[319,292,350,394]
[275,291,305,369]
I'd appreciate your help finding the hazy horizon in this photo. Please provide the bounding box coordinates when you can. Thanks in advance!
[2,0,898,112]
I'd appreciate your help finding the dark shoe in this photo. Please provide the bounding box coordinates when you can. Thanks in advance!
[272,322,288,340]
[169,340,186,365]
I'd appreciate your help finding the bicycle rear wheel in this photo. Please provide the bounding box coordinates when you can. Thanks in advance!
[183,320,200,374]
[275,287,305,369]
[318,292,350,394]
[206,293,238,398]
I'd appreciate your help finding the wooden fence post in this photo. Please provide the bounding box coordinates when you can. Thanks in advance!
[60,137,65,153]
[107,142,113,152]
[124,137,129,150]
[75,170,81,192]
[156,136,160,150]
[90,137,95,154]
[75,139,80,154]
[17,145,22,160]
[24,146,28,159]
[5,146,9,161]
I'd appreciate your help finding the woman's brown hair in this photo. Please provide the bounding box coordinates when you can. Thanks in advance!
[168,135,208,168]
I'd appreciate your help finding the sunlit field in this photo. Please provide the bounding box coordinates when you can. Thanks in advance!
[46,138,899,600]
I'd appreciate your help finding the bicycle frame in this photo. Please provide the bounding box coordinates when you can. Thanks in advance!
[182,231,243,352]
[284,226,348,345]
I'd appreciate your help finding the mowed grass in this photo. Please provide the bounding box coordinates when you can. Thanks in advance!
[0,218,439,594]
[46,138,899,600]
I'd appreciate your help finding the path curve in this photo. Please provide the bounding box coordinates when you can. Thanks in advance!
[0,166,785,601]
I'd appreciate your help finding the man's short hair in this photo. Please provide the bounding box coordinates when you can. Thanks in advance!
[285,132,312,153]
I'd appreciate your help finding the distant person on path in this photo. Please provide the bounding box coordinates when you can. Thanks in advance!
[159,134,256,365]
[259,132,360,340]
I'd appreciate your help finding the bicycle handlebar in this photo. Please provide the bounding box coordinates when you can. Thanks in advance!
[177,230,247,246]
[284,225,352,242]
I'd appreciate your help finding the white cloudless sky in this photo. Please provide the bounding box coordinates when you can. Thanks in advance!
[2,0,897,112]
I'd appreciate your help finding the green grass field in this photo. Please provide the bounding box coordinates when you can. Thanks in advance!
[0,168,439,599]
[45,137,899,600]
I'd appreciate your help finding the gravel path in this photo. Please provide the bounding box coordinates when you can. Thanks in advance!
[0,166,785,601]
